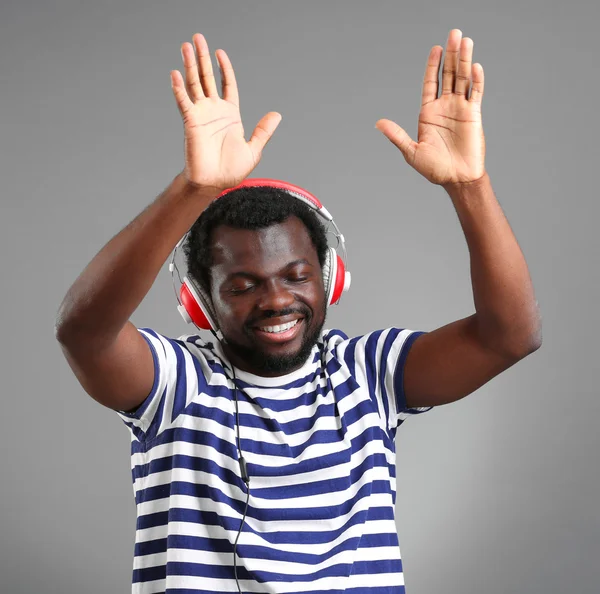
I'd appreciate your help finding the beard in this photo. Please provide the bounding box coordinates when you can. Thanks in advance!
[223,305,326,375]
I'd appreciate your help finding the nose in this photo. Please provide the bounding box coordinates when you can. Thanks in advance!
[256,279,295,312]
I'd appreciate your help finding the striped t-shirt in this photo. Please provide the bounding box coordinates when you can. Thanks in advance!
[117,326,433,593]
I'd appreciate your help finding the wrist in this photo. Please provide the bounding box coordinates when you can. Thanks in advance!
[442,171,490,201]
[175,171,222,201]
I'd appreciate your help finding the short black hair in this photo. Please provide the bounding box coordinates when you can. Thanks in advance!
[183,186,329,292]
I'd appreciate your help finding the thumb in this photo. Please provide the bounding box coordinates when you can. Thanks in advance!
[248,112,283,163]
[375,119,417,165]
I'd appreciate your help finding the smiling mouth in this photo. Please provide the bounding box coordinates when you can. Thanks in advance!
[252,318,304,344]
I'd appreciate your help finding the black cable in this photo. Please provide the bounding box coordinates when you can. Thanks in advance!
[210,330,250,594]
[211,331,327,594]
[232,363,250,594]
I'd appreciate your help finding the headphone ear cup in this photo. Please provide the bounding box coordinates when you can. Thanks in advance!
[322,246,350,306]
[178,276,219,331]
[322,247,336,306]
[330,252,349,305]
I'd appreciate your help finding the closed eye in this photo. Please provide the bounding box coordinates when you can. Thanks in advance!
[229,285,255,295]
[287,276,310,284]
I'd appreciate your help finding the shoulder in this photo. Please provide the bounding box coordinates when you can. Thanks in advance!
[138,327,213,350]
[320,327,416,350]
[137,327,225,377]
[321,328,350,348]
[320,327,423,366]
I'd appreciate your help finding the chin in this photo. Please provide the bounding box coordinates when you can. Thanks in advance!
[226,316,325,375]
[248,334,315,375]
[256,351,310,375]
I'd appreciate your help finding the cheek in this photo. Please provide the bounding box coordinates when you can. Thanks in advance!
[212,297,246,331]
[307,287,327,321]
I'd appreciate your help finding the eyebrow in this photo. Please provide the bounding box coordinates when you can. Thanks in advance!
[225,259,313,281]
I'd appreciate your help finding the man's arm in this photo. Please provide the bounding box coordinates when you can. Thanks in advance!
[375,29,541,408]
[55,33,282,413]
[55,174,217,413]
[403,174,541,408]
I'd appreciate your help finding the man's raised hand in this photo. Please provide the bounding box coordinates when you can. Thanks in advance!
[376,29,486,187]
[170,34,282,192]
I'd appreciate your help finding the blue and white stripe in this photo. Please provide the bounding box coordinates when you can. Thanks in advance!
[117,327,432,593]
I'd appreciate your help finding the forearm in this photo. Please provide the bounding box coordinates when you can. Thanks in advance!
[444,173,542,358]
[55,172,218,348]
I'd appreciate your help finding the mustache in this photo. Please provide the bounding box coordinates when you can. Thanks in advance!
[247,307,310,326]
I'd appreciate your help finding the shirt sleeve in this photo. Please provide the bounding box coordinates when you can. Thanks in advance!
[332,328,433,432]
[115,327,212,443]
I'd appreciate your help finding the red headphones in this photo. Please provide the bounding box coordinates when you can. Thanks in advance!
[169,178,351,332]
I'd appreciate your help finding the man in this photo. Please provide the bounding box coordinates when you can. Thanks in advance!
[55,29,542,594]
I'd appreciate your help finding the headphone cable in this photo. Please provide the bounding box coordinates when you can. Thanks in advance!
[208,331,327,593]
[210,330,250,594]
[232,363,250,594]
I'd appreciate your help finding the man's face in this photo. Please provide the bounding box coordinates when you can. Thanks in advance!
[209,216,327,376]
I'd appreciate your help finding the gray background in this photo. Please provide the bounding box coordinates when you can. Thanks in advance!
[1,1,598,593]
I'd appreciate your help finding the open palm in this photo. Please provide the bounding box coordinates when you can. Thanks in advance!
[376,30,486,187]
[171,34,282,192]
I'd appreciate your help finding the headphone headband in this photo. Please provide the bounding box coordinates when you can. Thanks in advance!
[169,178,351,332]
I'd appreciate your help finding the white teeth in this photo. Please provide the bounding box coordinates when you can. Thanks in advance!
[260,319,299,333]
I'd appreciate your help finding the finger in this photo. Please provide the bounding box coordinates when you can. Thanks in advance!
[421,46,442,106]
[441,29,462,95]
[193,33,219,98]
[469,63,484,105]
[455,37,473,97]
[181,42,204,102]
[375,119,417,166]
[248,112,283,164]
[170,70,194,117]
[216,49,240,106]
